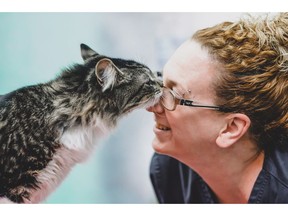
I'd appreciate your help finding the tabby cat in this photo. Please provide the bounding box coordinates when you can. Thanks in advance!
[0,44,162,203]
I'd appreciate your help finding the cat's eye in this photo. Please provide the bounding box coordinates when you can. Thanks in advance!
[147,80,154,86]
[145,80,155,88]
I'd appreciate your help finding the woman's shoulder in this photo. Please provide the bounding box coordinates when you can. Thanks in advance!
[264,136,288,187]
[150,153,207,203]
[259,136,288,203]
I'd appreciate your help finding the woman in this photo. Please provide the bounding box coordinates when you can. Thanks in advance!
[147,13,288,203]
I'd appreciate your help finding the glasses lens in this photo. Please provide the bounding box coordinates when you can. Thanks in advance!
[161,88,175,110]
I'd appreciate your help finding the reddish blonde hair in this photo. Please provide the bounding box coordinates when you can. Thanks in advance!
[193,13,288,150]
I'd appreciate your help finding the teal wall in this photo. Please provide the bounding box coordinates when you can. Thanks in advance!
[0,13,108,94]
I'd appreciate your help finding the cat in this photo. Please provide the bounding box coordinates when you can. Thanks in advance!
[0,44,162,203]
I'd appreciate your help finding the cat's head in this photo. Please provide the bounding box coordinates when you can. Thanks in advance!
[80,44,162,121]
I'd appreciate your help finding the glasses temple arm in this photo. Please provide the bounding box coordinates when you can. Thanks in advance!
[179,99,229,112]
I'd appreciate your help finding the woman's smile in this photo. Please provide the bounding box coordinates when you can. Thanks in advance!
[155,123,171,131]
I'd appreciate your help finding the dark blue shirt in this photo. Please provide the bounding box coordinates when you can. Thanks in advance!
[150,137,288,203]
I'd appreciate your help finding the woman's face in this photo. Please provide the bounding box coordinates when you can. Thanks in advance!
[147,40,225,162]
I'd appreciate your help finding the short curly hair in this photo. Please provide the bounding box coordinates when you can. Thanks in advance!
[192,13,288,150]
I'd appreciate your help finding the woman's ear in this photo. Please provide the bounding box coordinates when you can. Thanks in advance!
[216,114,251,148]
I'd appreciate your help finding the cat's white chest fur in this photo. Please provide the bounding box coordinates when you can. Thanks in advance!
[60,125,102,157]
[25,123,109,203]
[59,118,109,159]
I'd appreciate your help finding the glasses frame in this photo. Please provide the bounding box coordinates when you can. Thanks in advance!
[160,86,229,112]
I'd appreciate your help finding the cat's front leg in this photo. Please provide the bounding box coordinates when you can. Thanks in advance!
[0,185,33,203]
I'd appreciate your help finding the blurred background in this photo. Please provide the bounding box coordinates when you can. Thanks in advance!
[0,12,263,203]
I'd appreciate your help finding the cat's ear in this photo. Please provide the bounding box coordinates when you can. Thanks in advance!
[95,58,120,92]
[80,44,98,61]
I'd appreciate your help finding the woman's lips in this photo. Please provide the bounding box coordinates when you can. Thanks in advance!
[156,123,171,131]
[153,122,171,142]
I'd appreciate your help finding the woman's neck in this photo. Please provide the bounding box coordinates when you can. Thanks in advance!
[209,152,264,203]
[184,140,264,203]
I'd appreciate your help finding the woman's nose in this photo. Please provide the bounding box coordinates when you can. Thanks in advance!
[146,102,165,113]
[146,105,154,112]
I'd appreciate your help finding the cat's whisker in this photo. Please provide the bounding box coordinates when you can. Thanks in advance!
[131,92,162,111]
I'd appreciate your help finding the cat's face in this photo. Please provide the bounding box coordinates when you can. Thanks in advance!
[81,44,162,118]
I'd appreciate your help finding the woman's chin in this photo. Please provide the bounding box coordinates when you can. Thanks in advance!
[152,137,173,155]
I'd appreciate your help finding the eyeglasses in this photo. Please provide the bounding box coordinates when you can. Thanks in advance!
[160,86,229,112]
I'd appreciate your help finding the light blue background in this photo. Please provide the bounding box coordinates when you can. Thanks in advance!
[0,12,249,203]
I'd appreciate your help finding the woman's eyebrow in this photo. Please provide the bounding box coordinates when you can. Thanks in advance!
[164,79,178,88]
